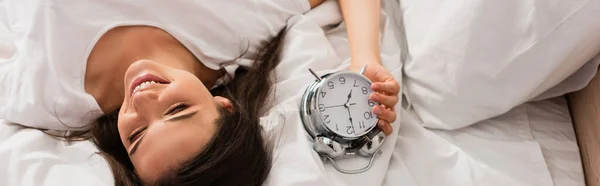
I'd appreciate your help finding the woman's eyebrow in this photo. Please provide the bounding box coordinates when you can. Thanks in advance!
[128,111,198,156]
[167,111,198,122]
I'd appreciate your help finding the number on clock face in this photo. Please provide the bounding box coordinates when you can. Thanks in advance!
[317,73,378,137]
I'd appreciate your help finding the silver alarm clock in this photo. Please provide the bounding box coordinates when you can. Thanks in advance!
[300,65,386,174]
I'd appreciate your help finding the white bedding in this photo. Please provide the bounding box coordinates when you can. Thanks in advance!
[431,96,583,186]
[0,122,112,186]
[0,0,585,186]
[399,0,600,130]
[379,97,584,186]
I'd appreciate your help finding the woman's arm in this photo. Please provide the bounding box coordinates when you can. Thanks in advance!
[308,0,382,65]
[339,0,382,67]
[339,0,397,135]
[308,0,398,136]
[309,0,325,8]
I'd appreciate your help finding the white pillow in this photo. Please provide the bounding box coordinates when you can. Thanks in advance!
[533,56,599,101]
[400,0,600,129]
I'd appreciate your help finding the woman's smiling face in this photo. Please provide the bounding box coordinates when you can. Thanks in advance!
[117,59,231,183]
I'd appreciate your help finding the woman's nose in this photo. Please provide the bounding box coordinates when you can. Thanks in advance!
[131,90,162,120]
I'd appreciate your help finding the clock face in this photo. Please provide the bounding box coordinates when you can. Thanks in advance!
[316,73,378,138]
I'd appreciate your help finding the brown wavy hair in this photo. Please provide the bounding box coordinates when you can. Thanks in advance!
[90,29,285,186]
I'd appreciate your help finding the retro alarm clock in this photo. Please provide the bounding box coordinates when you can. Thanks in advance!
[300,65,386,174]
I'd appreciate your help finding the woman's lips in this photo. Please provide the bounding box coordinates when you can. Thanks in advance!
[129,74,169,96]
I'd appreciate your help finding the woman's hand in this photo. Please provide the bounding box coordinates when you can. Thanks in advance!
[339,0,395,135]
[350,61,399,136]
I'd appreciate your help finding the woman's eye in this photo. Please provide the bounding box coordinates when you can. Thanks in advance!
[166,103,189,115]
[128,127,147,143]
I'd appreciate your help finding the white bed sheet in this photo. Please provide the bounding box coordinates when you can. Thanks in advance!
[379,97,584,186]
[431,97,584,186]
[0,122,112,186]
[528,97,584,186]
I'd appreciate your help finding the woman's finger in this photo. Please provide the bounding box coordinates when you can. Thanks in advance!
[377,119,393,136]
[370,93,398,110]
[373,105,397,123]
[371,80,400,95]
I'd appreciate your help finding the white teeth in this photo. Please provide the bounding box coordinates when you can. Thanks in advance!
[133,81,159,93]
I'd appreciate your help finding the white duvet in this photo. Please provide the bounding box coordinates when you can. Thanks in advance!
[0,0,585,186]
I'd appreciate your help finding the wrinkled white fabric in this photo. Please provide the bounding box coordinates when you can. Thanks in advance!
[0,0,13,120]
[533,55,600,101]
[400,0,600,130]
[0,1,13,60]
[381,96,583,186]
[0,121,113,186]
[527,97,584,186]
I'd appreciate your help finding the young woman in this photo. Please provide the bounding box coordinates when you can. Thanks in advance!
[0,0,399,185]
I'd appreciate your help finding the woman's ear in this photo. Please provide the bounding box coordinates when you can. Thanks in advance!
[214,96,234,112]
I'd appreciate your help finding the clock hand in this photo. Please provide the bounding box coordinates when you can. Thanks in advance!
[345,104,356,134]
[324,104,346,109]
[346,89,352,104]
[346,107,352,120]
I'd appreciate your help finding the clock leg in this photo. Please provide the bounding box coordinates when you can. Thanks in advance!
[313,137,346,159]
